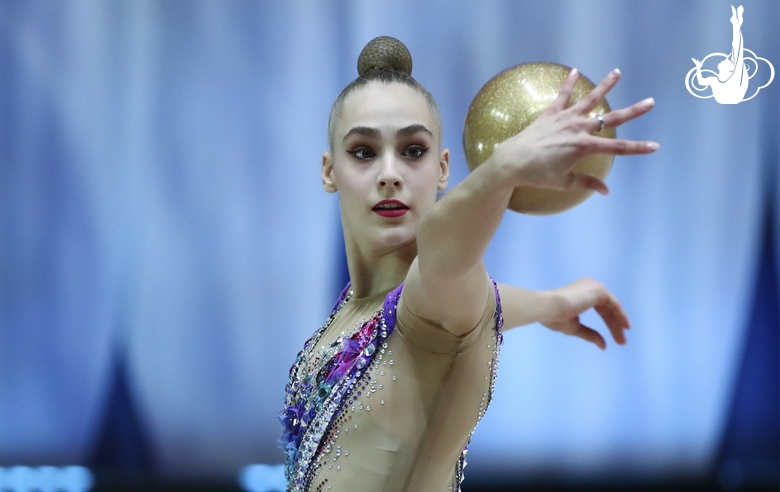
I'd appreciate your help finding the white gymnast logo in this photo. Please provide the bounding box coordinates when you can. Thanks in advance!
[685,5,774,104]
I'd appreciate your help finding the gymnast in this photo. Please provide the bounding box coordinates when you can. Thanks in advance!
[280,37,658,491]
[692,5,749,104]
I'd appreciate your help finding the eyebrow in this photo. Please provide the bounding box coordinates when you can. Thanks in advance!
[342,124,434,143]
[342,126,380,141]
[397,124,434,140]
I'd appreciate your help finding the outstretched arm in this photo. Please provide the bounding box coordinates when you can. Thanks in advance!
[498,279,630,350]
[403,69,657,336]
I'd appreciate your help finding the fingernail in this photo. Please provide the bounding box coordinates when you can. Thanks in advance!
[611,68,621,78]
[643,97,655,108]
[570,67,578,77]
[647,142,660,151]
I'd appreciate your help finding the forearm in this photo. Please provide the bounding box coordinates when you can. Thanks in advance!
[497,283,560,330]
[416,159,515,282]
[402,159,518,335]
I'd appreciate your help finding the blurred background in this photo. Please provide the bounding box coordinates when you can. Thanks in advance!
[0,0,777,491]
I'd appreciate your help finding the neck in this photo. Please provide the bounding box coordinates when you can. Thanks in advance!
[344,238,417,299]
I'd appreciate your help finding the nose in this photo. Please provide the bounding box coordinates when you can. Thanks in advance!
[376,154,403,189]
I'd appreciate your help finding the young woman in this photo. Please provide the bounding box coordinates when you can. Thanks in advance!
[280,37,658,492]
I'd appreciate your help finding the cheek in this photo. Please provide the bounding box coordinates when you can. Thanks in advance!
[333,165,370,200]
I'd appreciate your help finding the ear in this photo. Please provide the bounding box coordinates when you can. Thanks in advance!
[322,152,337,193]
[437,148,450,190]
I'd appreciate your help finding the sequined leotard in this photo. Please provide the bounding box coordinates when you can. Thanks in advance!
[280,279,503,491]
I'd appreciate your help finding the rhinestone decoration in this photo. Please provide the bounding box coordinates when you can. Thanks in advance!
[280,282,405,492]
[450,279,503,492]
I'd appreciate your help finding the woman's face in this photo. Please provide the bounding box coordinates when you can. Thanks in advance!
[322,82,449,255]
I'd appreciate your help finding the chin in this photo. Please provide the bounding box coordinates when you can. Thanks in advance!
[374,226,417,251]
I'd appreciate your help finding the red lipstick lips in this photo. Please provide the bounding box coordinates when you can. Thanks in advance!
[373,199,408,218]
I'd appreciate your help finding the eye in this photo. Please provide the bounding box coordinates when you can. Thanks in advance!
[346,146,376,160]
[402,145,430,159]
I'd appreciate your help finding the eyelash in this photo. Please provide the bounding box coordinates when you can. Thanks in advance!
[404,145,430,159]
[346,147,375,160]
[346,145,430,161]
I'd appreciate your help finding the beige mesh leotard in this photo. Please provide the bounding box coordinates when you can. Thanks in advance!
[280,278,502,492]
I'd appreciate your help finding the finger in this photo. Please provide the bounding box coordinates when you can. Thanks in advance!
[570,68,621,115]
[579,136,660,156]
[594,289,630,327]
[596,312,628,345]
[594,298,630,345]
[548,68,580,112]
[570,323,607,350]
[586,113,608,134]
[595,301,631,332]
[603,319,628,345]
[564,172,609,195]
[598,97,655,130]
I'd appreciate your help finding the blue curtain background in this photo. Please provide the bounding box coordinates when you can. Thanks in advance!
[0,0,777,485]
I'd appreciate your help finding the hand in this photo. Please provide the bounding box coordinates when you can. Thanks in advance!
[539,278,630,350]
[487,68,658,196]
[692,58,703,68]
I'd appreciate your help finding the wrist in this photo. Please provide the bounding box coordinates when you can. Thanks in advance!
[482,146,531,191]
[536,289,566,324]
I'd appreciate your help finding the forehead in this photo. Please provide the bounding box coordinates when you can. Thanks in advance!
[336,82,439,141]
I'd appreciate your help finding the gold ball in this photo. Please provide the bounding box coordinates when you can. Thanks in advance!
[463,62,615,215]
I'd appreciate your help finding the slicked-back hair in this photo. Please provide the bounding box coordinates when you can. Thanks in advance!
[327,69,442,150]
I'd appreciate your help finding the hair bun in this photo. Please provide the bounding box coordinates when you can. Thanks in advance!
[357,36,413,77]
